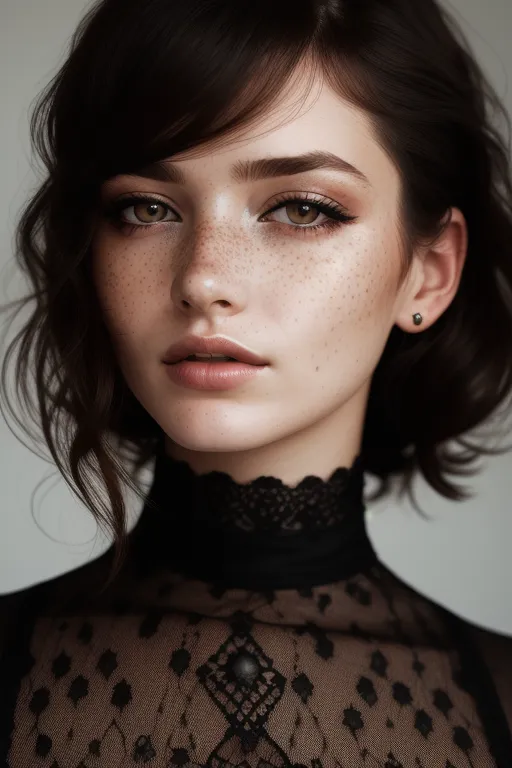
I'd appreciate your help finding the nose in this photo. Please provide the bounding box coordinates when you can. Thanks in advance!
[171,231,249,320]
[172,275,245,317]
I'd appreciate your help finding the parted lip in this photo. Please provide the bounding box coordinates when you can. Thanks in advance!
[162,335,269,366]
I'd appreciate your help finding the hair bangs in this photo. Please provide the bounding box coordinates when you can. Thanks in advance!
[51,0,327,187]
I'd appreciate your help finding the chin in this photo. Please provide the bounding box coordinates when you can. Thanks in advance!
[157,405,279,454]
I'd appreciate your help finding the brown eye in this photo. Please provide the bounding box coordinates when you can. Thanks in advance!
[131,202,170,223]
[284,203,320,225]
[267,201,328,227]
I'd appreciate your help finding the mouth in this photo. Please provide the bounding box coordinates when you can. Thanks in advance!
[163,336,269,367]
[164,353,268,390]
[178,354,239,363]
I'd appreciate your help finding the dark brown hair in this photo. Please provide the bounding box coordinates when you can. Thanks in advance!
[2,0,512,585]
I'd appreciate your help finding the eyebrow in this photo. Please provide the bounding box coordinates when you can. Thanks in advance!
[129,151,371,188]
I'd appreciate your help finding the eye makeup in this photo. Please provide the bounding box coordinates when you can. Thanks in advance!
[102,190,358,238]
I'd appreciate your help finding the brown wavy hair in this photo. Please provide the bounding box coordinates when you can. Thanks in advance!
[2,0,512,586]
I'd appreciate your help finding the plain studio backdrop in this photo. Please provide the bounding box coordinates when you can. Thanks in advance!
[1,0,511,634]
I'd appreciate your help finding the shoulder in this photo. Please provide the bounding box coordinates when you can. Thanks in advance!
[0,581,45,658]
[374,564,512,740]
[0,548,116,655]
[464,622,512,726]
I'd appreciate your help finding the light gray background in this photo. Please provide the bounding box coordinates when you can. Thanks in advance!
[1,0,511,635]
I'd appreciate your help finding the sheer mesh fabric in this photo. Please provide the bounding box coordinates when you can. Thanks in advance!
[0,448,504,767]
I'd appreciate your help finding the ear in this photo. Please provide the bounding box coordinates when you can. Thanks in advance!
[395,208,468,333]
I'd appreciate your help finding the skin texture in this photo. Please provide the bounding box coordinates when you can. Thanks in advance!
[92,71,468,485]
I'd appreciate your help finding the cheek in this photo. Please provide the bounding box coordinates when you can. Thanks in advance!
[264,228,401,351]
[92,227,166,309]
[90,237,158,361]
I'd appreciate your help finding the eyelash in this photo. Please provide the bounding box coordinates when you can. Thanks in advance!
[103,191,358,237]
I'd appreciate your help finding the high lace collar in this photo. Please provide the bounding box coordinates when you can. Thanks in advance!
[132,441,379,590]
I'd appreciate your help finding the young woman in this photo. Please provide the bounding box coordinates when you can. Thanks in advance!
[1,0,511,765]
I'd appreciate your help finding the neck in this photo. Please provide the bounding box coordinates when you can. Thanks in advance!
[139,410,376,590]
[164,384,369,485]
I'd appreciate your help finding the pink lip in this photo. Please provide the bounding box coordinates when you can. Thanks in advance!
[164,359,267,391]
[162,334,269,366]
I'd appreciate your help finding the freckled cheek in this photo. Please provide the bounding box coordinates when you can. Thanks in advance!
[296,239,397,320]
[281,241,400,368]
[339,230,400,304]
[90,239,164,339]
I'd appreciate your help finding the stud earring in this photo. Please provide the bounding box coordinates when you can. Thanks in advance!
[412,313,423,326]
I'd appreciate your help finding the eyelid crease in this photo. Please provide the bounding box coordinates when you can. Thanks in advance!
[104,189,353,217]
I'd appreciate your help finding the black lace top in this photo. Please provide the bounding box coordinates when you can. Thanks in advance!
[1,441,511,768]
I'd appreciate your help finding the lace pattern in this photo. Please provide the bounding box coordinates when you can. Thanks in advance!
[156,451,365,533]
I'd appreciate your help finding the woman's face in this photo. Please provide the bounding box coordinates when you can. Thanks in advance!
[92,74,421,475]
